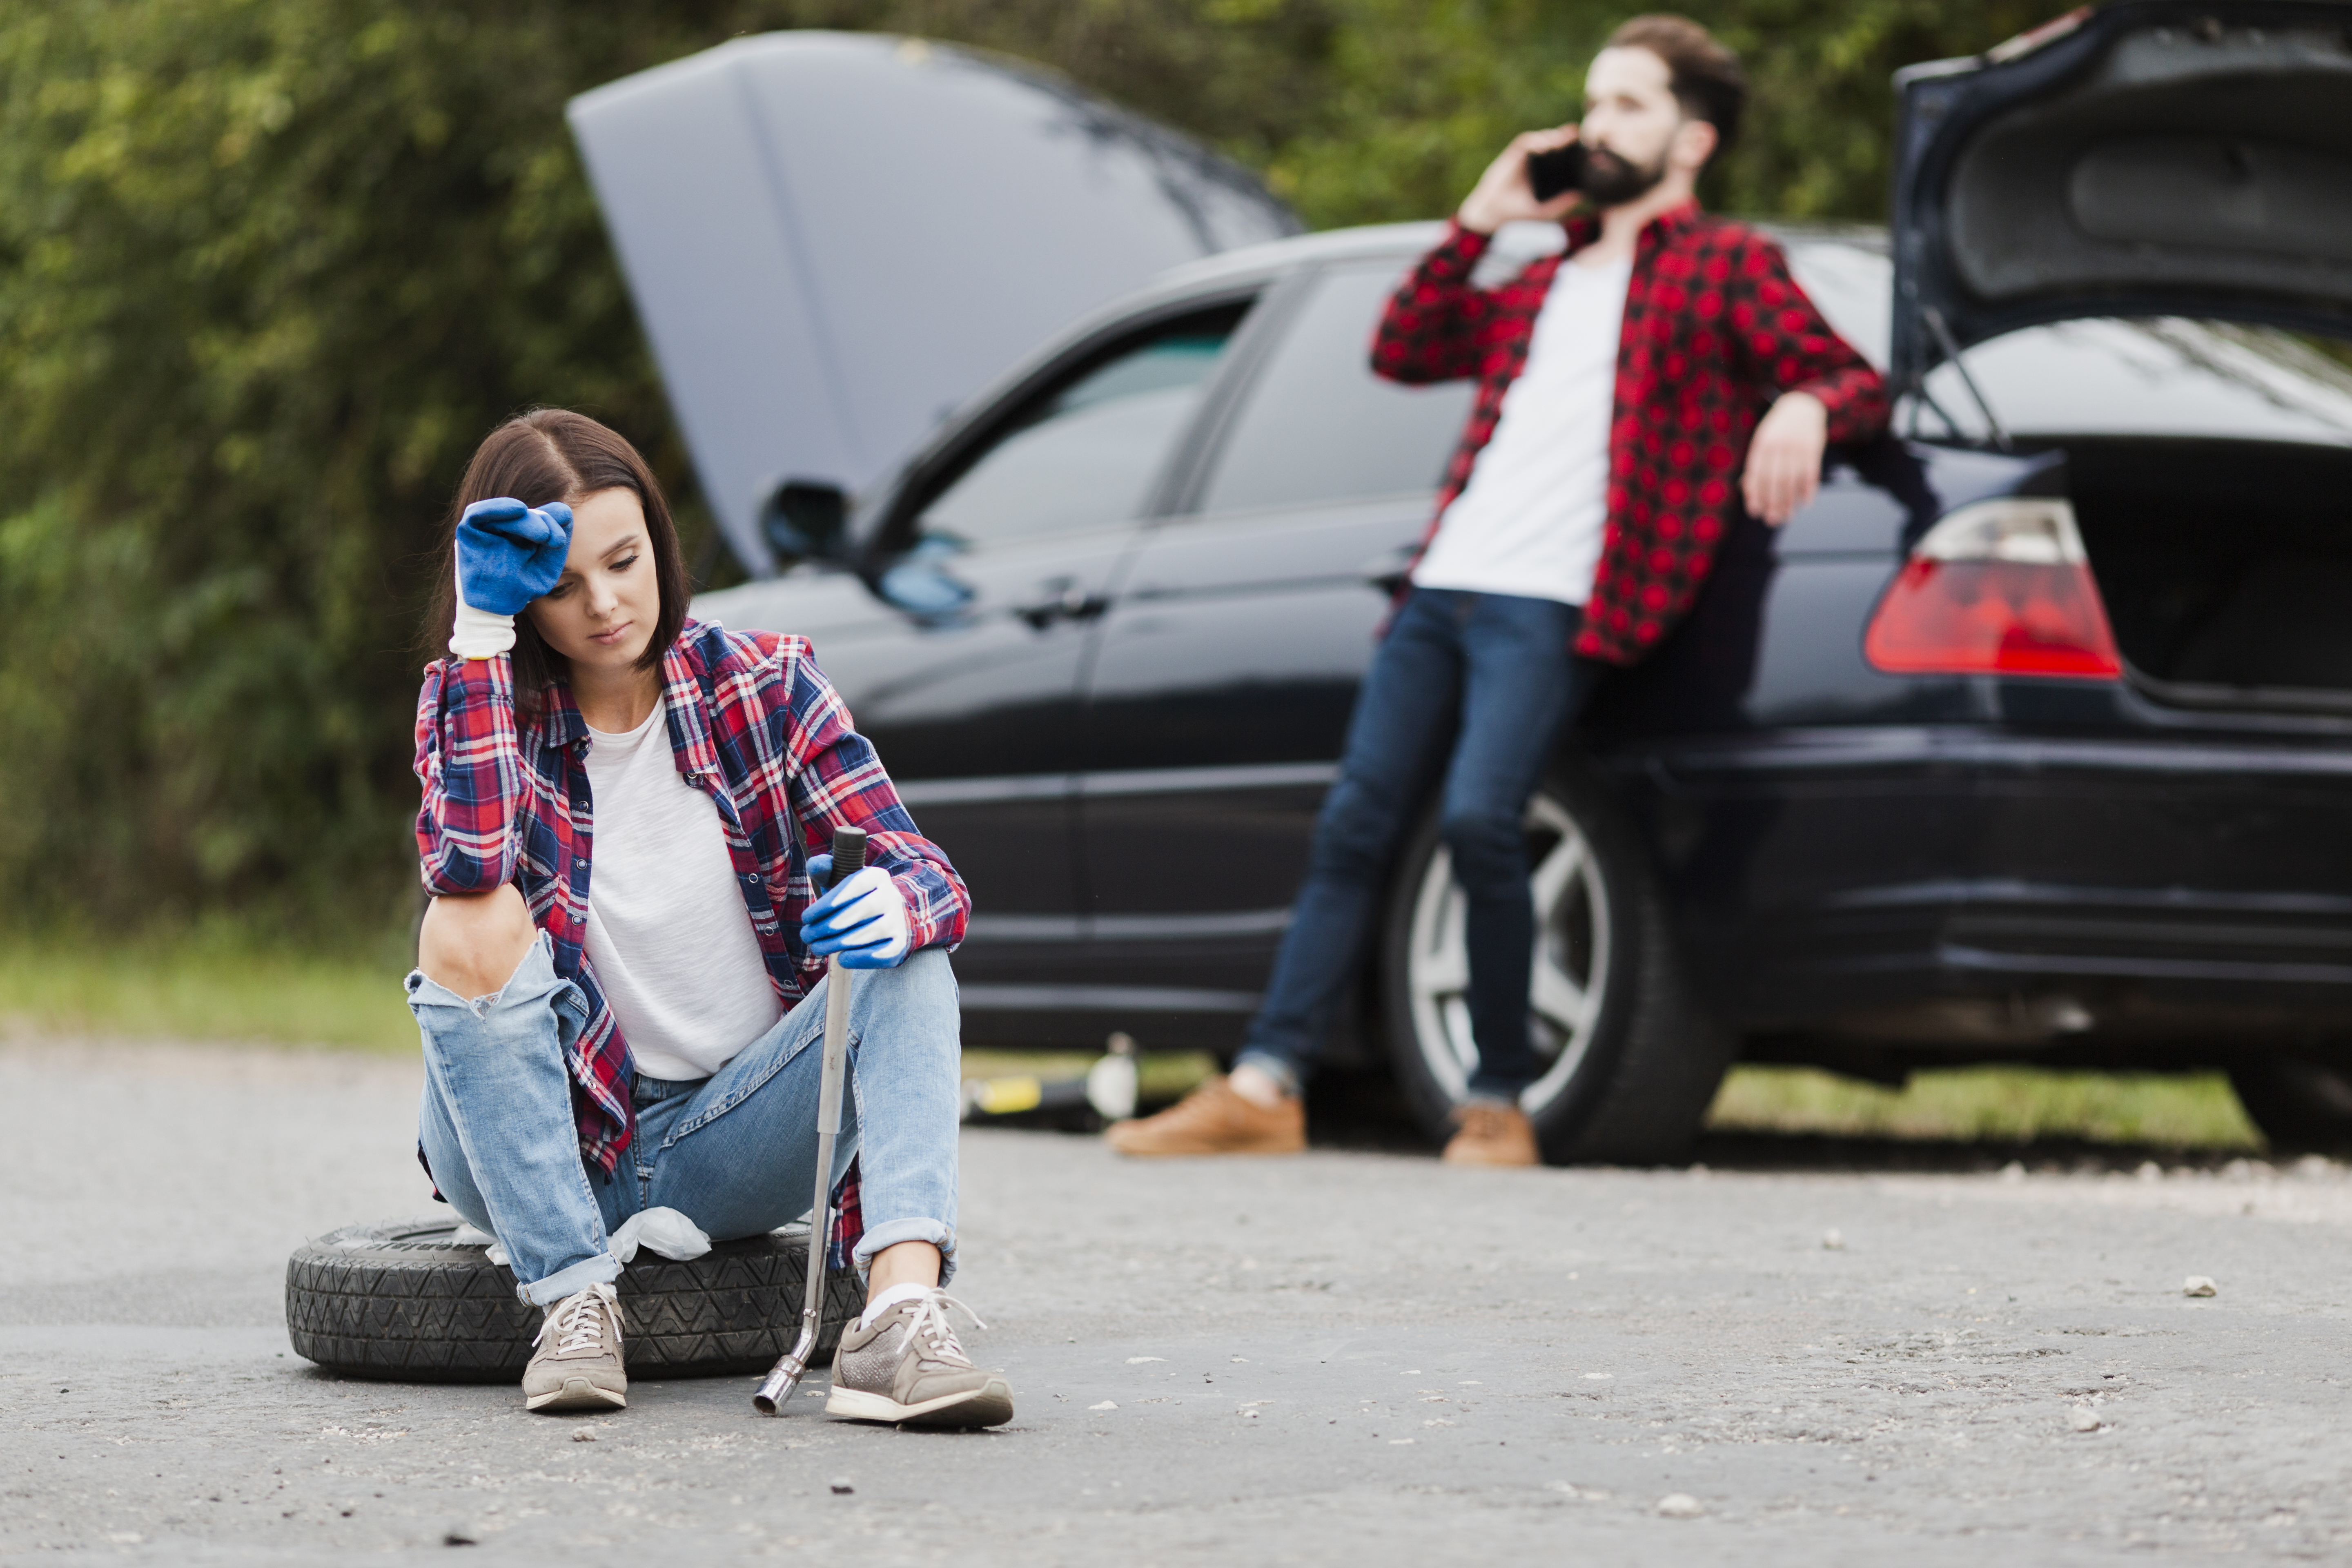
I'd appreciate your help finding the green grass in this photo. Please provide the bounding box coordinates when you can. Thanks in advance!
[959,1049,1218,1106]
[0,930,420,1053]
[1703,1065,2263,1150]
[0,933,2272,1150]
[0,937,1227,1100]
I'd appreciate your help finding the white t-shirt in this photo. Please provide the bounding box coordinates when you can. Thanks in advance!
[1410,256,1632,606]
[581,698,784,1081]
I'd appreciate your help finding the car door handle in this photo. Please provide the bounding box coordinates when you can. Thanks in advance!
[1013,582,1109,630]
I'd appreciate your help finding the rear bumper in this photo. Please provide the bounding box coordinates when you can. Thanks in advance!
[1622,725,2352,1048]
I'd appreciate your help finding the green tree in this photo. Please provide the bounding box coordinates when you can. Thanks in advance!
[0,0,2051,935]
[0,1,697,928]
[1268,0,2051,225]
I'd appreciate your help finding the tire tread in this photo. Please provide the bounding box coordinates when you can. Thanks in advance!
[285,1218,864,1383]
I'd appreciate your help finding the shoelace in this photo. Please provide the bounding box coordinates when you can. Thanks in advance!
[534,1284,624,1356]
[900,1290,985,1365]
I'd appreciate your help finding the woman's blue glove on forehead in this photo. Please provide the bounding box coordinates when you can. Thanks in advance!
[457,497,573,616]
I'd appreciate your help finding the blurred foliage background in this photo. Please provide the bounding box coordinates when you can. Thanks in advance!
[0,0,2049,940]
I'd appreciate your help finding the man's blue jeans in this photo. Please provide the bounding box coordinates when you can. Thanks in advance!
[1236,588,1590,1102]
[408,940,961,1305]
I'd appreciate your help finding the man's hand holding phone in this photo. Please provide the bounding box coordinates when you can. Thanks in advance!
[1458,126,1586,235]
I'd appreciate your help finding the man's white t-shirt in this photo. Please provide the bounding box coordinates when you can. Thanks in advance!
[1410,255,1632,606]
[581,698,784,1081]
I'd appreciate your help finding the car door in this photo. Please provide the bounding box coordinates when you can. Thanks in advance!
[835,301,1256,1002]
[1076,260,1477,998]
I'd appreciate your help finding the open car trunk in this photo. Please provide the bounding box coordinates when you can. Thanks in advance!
[1891,2,2352,394]
[1894,4,2352,710]
[2069,438,2352,707]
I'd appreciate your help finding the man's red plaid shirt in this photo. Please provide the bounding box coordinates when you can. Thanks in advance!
[1373,202,1888,663]
[412,618,971,1186]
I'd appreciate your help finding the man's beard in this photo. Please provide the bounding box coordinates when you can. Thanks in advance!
[1578,143,1668,207]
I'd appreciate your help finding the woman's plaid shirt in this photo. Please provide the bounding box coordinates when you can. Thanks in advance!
[1374,202,1888,664]
[412,617,970,1176]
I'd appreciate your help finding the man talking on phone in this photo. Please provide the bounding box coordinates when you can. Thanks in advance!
[1110,14,1887,1165]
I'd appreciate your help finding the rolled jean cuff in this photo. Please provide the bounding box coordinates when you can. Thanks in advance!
[518,1250,621,1307]
[1232,1050,1303,1100]
[852,1218,956,1287]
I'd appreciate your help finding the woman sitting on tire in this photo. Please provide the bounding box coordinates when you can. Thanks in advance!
[410,408,1009,1425]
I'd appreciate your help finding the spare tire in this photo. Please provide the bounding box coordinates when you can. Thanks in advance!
[286,1216,865,1383]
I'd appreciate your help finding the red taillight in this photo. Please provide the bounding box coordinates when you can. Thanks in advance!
[1863,498,2121,679]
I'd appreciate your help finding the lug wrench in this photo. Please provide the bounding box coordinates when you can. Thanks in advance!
[753,824,867,1415]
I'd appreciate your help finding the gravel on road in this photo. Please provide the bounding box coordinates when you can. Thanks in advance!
[4,1036,2349,1566]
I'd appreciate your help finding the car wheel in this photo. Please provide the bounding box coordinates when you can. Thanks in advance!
[285,1216,864,1383]
[2228,1057,2352,1152]
[1378,767,1734,1163]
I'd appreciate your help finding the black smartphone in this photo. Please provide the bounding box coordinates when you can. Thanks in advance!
[1525,142,1586,203]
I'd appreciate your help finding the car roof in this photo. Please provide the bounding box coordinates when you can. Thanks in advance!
[876,218,1905,515]
[1128,216,1891,301]
[1140,220,1450,292]
[944,213,2352,479]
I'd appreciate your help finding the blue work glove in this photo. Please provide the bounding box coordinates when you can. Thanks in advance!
[459,498,572,613]
[800,865,912,969]
[448,497,572,658]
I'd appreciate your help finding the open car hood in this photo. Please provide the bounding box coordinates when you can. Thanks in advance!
[1891,1,2352,394]
[568,33,1298,575]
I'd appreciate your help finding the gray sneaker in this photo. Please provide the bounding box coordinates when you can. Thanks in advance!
[826,1289,1013,1428]
[523,1282,627,1412]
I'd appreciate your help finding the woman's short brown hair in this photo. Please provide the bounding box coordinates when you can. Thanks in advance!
[420,409,689,711]
[1607,13,1748,158]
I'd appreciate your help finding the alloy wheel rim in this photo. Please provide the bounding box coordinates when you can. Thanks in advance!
[1404,791,1612,1116]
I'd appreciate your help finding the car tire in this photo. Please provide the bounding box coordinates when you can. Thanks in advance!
[2228,1057,2352,1152]
[1379,766,1734,1164]
[285,1216,865,1383]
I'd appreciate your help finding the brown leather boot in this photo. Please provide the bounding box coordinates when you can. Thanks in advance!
[1441,1101,1541,1167]
[1105,1076,1305,1156]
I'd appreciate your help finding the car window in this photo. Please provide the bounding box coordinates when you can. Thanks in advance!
[914,308,1245,550]
[1780,240,1893,370]
[1782,240,2352,444]
[1195,265,1476,514]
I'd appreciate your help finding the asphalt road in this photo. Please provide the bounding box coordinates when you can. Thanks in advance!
[5,1036,2351,1566]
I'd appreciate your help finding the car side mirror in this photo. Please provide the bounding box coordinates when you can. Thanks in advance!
[760,479,850,564]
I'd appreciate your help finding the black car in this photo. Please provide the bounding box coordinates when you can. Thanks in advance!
[586,4,2352,1158]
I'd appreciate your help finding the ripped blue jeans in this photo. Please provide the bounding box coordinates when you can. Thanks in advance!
[408,936,961,1305]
